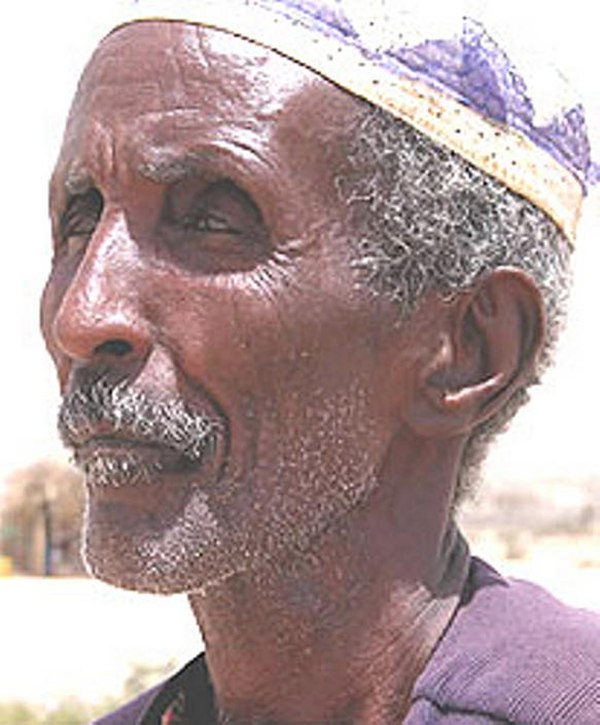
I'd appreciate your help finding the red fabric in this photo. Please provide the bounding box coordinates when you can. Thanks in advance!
[160,690,187,724]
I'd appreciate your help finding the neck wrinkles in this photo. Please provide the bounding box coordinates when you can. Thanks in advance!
[187,517,470,723]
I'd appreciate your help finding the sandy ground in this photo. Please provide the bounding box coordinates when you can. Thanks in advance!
[1,535,599,710]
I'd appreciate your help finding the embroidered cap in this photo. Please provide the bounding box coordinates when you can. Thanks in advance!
[105,0,596,244]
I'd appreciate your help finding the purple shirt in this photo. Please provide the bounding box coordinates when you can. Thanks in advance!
[406,558,600,723]
[93,558,600,723]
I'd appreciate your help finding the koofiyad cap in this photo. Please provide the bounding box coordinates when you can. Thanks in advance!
[102,0,597,244]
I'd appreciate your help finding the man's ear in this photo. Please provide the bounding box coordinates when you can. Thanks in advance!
[406,268,545,438]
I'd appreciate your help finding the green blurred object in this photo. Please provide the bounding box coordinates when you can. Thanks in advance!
[0,702,39,725]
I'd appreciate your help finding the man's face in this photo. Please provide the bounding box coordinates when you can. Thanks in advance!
[41,21,407,593]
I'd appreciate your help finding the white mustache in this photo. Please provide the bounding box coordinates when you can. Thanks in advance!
[58,376,222,463]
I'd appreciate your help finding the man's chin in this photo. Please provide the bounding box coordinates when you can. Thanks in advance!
[81,491,239,595]
[82,548,232,595]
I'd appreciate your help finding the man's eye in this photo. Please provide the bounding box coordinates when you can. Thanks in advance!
[58,188,104,257]
[181,212,239,235]
[161,179,268,270]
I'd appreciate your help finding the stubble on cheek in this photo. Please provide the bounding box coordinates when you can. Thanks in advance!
[221,380,382,570]
[83,379,382,595]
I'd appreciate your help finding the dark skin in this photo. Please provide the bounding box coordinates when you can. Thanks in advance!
[41,21,544,723]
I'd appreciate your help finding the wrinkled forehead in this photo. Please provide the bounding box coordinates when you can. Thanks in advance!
[53,19,362,203]
[68,21,318,127]
[51,20,363,235]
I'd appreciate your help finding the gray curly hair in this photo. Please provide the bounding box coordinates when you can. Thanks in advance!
[340,105,572,502]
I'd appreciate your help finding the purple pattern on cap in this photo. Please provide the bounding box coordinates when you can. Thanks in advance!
[251,0,598,190]
[388,20,596,191]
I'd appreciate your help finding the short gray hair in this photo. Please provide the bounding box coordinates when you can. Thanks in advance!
[339,105,572,502]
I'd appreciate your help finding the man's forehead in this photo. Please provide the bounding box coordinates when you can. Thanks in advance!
[75,22,316,117]
[51,20,363,238]
[56,22,355,182]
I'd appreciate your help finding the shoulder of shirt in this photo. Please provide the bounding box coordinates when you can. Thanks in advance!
[90,654,208,725]
[408,557,600,724]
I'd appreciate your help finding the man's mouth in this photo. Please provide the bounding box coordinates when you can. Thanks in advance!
[58,377,226,489]
[74,434,210,488]
[73,435,221,488]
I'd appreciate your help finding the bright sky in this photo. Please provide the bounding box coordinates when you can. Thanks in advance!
[1,0,599,487]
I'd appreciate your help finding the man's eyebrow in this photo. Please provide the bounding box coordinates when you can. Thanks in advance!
[137,151,216,185]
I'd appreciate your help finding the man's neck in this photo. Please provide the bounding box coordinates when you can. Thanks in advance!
[187,470,469,724]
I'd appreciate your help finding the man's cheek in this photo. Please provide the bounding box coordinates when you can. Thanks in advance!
[170,295,296,390]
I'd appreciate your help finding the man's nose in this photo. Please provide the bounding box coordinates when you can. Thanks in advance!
[51,212,151,365]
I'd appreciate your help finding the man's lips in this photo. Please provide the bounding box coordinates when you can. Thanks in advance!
[57,378,227,488]
[75,435,201,473]
[71,429,223,490]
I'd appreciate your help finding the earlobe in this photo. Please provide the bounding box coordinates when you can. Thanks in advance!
[409,269,544,438]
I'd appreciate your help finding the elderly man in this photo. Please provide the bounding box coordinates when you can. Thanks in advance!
[41,1,599,723]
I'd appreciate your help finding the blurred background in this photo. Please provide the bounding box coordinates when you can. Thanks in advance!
[0,1,599,722]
